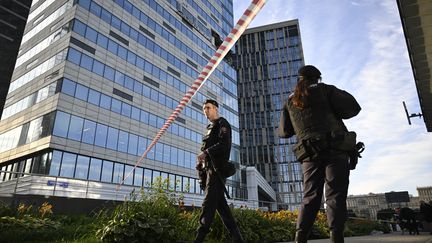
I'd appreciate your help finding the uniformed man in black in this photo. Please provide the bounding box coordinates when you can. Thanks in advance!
[194,99,244,243]
[279,65,361,243]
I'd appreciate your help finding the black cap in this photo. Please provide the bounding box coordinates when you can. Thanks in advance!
[298,65,321,78]
[203,99,218,108]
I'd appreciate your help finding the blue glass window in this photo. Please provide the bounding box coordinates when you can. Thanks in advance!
[123,165,134,185]
[163,145,170,163]
[107,39,118,54]
[100,9,111,24]
[62,78,76,96]
[112,163,124,183]
[82,119,96,144]
[95,123,108,147]
[104,66,115,81]
[128,134,138,155]
[85,27,97,43]
[136,57,145,69]
[106,127,119,150]
[150,88,158,101]
[111,99,121,114]
[93,60,105,76]
[89,1,102,16]
[67,48,81,65]
[121,103,131,117]
[118,45,127,60]
[75,84,89,101]
[170,147,177,165]
[134,167,143,186]
[124,76,134,90]
[140,110,149,123]
[126,51,136,65]
[59,152,76,178]
[100,94,111,110]
[178,150,184,167]
[144,169,152,187]
[182,177,189,192]
[120,21,130,36]
[117,130,129,153]
[114,70,124,86]
[184,151,191,169]
[101,160,113,182]
[53,111,71,137]
[131,107,140,121]
[49,150,62,176]
[138,136,147,155]
[75,155,90,179]
[73,20,86,36]
[147,147,155,160]
[88,89,100,106]
[142,84,150,98]
[81,54,93,71]
[155,143,163,161]
[67,116,84,141]
[88,158,102,181]
[149,114,157,127]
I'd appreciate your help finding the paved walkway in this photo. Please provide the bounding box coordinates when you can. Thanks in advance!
[283,231,432,243]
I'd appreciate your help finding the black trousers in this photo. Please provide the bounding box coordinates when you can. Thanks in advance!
[296,151,350,234]
[195,170,243,243]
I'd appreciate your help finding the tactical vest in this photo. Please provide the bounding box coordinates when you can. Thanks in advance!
[287,83,347,142]
[201,117,231,165]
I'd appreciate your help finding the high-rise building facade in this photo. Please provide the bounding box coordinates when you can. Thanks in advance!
[235,20,304,210]
[0,0,32,117]
[0,0,246,209]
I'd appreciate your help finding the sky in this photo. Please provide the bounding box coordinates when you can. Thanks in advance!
[233,0,432,197]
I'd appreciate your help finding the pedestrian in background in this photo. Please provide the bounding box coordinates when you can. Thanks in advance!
[279,65,361,243]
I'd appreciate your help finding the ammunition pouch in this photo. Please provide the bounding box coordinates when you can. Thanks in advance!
[293,131,365,168]
[293,136,329,161]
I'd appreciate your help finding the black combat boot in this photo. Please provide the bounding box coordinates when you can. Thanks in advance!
[294,231,308,243]
[330,231,344,243]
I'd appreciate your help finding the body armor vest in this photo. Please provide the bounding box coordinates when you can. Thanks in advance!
[287,84,347,142]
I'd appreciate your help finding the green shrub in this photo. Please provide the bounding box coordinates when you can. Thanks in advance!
[0,201,13,216]
[345,218,390,236]
[95,177,191,242]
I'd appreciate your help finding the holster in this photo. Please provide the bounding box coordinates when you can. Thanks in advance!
[293,136,328,161]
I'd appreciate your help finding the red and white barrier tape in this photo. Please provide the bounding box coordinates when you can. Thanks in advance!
[118,0,267,188]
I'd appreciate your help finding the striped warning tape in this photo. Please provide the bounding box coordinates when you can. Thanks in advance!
[118,0,267,188]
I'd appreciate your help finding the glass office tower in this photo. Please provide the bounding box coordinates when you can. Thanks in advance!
[0,0,32,117]
[0,0,244,208]
[235,20,304,210]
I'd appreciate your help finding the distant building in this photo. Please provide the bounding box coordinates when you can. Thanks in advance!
[347,188,432,220]
[347,193,387,220]
[397,0,432,132]
[417,186,432,203]
[0,0,32,117]
[235,20,305,210]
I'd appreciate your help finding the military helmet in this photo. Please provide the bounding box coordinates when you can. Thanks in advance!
[298,65,321,79]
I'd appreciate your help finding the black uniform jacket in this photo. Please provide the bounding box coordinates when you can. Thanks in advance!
[278,83,361,141]
[201,117,232,168]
